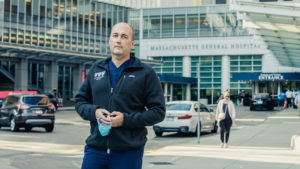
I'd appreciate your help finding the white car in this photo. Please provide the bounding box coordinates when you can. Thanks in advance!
[153,101,218,136]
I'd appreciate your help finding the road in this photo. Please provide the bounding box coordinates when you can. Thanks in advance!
[0,106,299,169]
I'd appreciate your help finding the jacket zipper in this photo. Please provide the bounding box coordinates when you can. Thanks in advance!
[106,69,127,154]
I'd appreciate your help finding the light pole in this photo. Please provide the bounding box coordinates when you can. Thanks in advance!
[197,62,201,144]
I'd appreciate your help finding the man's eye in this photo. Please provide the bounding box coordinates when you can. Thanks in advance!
[121,35,128,39]
[113,34,118,37]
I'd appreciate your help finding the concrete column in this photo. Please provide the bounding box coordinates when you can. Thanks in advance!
[221,55,230,93]
[252,82,255,97]
[186,84,191,101]
[44,62,58,93]
[164,83,168,102]
[73,64,85,97]
[255,82,259,94]
[170,84,173,101]
[182,56,191,77]
[14,59,28,90]
[277,82,281,95]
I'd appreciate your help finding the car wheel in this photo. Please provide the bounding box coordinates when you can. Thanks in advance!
[211,121,218,133]
[45,124,54,132]
[10,117,19,132]
[25,126,32,132]
[250,106,254,111]
[155,131,163,137]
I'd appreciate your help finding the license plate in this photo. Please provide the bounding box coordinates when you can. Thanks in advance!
[166,116,174,121]
[35,110,43,114]
[257,100,263,104]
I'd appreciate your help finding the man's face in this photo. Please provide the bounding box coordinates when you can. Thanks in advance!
[109,23,134,58]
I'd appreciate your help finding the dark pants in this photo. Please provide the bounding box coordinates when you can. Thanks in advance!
[287,98,291,108]
[220,118,232,143]
[279,100,284,107]
[81,145,144,169]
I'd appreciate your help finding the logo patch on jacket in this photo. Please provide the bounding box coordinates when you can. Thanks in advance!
[128,74,135,78]
[94,71,105,80]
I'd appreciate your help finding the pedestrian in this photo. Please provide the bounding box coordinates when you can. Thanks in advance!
[294,90,300,116]
[292,90,297,109]
[75,22,166,169]
[215,90,236,148]
[278,91,286,110]
[286,89,292,108]
[237,92,242,106]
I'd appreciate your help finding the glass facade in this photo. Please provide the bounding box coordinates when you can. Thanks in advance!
[1,0,130,56]
[58,65,73,100]
[230,55,262,101]
[28,63,45,91]
[152,56,183,76]
[190,56,222,104]
[0,60,15,77]
[139,5,248,39]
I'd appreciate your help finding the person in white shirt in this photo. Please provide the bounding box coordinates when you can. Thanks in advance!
[294,91,300,116]
[286,90,293,108]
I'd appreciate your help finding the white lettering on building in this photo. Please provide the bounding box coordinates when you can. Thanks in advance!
[258,74,284,81]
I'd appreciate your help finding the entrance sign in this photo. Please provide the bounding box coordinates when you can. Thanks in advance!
[259,73,284,81]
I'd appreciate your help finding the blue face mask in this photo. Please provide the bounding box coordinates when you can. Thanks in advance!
[97,119,111,136]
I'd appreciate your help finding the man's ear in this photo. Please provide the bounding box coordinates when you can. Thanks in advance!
[131,40,135,49]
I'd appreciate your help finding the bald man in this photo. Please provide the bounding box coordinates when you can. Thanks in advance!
[75,22,165,169]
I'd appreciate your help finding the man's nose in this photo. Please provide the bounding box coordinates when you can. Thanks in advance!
[115,36,122,42]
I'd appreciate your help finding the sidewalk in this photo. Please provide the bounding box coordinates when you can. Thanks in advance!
[143,108,300,169]
[55,106,89,126]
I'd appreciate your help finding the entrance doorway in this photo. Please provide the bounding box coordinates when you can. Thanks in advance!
[258,81,278,95]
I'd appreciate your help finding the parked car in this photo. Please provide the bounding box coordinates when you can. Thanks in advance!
[250,93,274,111]
[44,93,59,111]
[0,94,55,132]
[153,101,218,137]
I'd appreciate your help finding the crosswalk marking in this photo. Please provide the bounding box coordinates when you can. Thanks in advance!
[0,140,84,155]
[145,145,300,164]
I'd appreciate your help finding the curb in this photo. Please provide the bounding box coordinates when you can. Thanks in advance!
[55,120,89,126]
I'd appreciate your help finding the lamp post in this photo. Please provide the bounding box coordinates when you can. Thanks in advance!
[197,62,201,144]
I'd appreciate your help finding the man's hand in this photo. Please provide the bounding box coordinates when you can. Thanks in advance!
[111,111,124,127]
[95,108,111,125]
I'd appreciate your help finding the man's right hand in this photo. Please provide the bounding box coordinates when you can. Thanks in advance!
[95,108,111,125]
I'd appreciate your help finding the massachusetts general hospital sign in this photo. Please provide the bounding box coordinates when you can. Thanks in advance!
[140,36,267,57]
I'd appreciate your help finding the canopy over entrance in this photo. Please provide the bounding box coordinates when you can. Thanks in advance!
[231,1,300,68]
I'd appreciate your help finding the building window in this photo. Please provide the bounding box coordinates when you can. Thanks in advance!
[216,0,227,4]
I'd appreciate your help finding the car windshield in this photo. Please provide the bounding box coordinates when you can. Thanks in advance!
[254,94,269,100]
[23,96,50,105]
[166,103,192,111]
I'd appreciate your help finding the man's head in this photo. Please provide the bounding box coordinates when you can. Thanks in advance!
[109,22,135,59]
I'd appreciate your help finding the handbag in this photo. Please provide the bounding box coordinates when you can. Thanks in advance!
[218,104,228,120]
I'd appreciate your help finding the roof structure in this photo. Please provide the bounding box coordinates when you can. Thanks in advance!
[230,1,300,68]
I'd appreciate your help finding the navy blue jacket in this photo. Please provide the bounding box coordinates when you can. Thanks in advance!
[75,57,165,151]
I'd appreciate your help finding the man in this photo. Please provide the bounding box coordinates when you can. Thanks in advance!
[75,22,165,169]
[295,90,300,116]
[286,89,292,108]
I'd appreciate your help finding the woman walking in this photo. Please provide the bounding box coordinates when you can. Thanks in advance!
[216,90,236,148]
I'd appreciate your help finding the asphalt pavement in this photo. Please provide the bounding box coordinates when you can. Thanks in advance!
[142,107,300,169]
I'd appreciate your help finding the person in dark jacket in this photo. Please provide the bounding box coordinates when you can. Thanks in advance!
[75,22,165,169]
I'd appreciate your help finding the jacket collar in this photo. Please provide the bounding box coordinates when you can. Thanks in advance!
[97,56,143,70]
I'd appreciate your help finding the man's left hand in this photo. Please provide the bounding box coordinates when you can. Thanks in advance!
[111,111,124,127]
